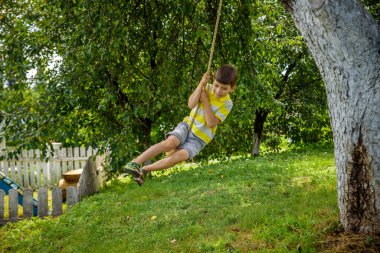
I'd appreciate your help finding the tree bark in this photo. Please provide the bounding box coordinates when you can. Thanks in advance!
[252,110,269,156]
[251,56,299,156]
[282,0,380,233]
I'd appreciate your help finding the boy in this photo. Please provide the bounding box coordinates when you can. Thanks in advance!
[123,64,237,185]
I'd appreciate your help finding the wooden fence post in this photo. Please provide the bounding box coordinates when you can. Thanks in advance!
[95,155,106,192]
[66,186,78,209]
[50,143,61,187]
[38,187,48,218]
[9,189,18,222]
[77,157,97,200]
[77,155,106,200]
[23,188,34,218]
[52,187,63,217]
[0,185,88,224]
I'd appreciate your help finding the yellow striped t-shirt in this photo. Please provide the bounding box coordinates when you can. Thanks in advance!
[183,83,233,144]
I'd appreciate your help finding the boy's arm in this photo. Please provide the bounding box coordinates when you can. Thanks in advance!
[200,91,220,128]
[188,73,210,109]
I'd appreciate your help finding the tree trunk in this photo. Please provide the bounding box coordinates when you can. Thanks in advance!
[139,118,152,151]
[252,110,269,156]
[282,0,380,233]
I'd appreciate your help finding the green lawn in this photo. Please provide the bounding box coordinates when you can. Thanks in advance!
[0,145,340,252]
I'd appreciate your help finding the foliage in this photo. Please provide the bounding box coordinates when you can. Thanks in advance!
[262,132,282,152]
[0,145,340,252]
[198,1,331,159]
[1,0,217,165]
[360,0,380,21]
[1,0,335,169]
[0,0,53,157]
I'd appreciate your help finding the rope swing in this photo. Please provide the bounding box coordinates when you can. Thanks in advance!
[206,0,223,74]
[188,0,223,135]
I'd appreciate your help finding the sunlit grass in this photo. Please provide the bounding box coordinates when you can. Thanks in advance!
[0,144,339,252]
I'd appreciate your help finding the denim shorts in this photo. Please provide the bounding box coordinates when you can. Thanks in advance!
[166,122,207,160]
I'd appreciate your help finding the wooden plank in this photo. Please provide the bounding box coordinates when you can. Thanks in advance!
[80,147,86,169]
[47,161,53,187]
[23,188,33,218]
[42,162,48,187]
[52,187,63,217]
[20,150,27,188]
[34,149,40,159]
[74,147,80,170]
[0,189,4,221]
[38,187,48,218]
[48,146,55,185]
[61,148,68,174]
[16,160,23,187]
[48,160,54,186]
[54,159,61,187]
[66,186,78,209]
[77,157,98,200]
[9,189,18,222]
[87,146,93,156]
[52,144,61,185]
[4,160,9,177]
[32,150,40,189]
[26,150,34,187]
[22,150,27,159]
[30,161,36,189]
[24,162,30,188]
[96,155,106,190]
[67,147,73,171]
[10,161,16,182]
[37,161,42,188]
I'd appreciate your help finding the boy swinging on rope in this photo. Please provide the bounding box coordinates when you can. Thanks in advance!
[123,64,237,186]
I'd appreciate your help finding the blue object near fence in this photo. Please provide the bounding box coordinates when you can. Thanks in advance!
[0,172,38,216]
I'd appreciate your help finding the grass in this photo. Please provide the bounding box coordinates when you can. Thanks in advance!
[0,144,340,252]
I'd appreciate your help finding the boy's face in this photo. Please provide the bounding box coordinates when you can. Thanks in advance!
[212,80,235,98]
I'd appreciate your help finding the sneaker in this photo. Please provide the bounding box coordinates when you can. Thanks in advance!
[133,168,149,186]
[123,162,143,178]
[133,176,145,186]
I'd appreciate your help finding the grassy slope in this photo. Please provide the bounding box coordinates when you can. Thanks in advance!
[0,145,339,253]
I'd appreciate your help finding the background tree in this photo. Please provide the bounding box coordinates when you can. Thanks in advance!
[0,0,54,156]
[1,0,331,169]
[1,0,216,165]
[281,0,380,233]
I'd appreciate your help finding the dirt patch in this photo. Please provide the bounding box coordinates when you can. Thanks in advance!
[318,232,380,252]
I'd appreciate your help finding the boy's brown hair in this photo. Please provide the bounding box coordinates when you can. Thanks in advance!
[215,64,238,86]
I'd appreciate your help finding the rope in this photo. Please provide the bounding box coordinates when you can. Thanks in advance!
[188,0,223,137]
[207,0,223,74]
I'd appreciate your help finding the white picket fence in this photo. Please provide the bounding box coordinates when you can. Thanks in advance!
[0,187,78,225]
[0,155,106,225]
[0,141,98,189]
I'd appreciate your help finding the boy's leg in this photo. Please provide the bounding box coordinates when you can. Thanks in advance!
[123,149,188,186]
[133,135,181,164]
[122,135,181,179]
[143,149,189,172]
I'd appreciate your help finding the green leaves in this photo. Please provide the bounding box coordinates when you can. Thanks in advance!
[0,0,333,168]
